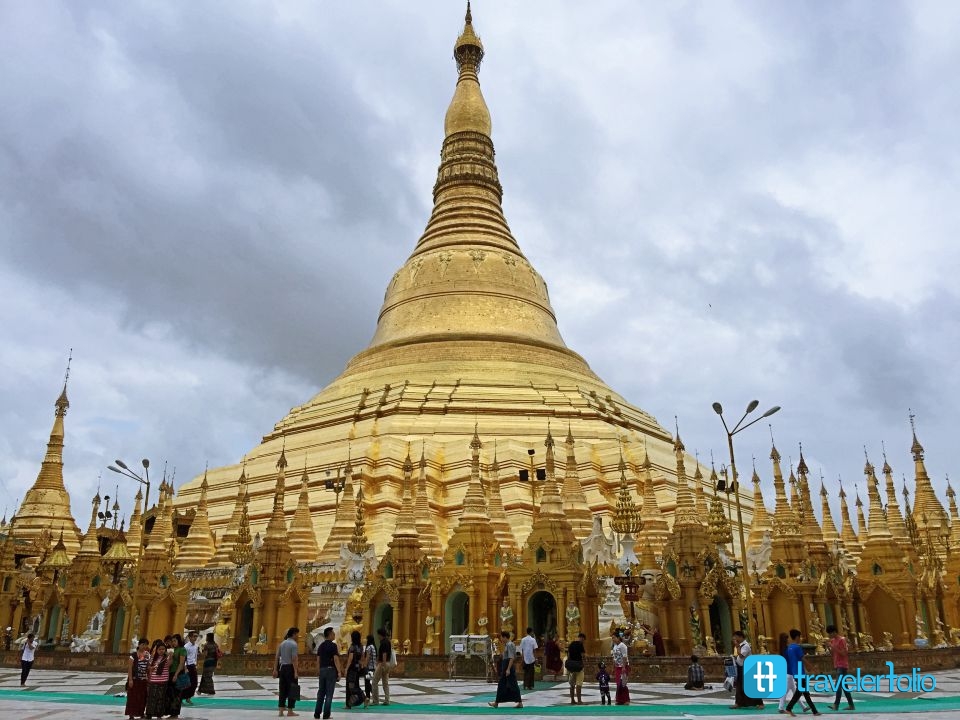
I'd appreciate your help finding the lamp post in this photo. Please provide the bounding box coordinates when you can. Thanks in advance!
[712,400,780,639]
[518,448,546,518]
[107,458,150,643]
[324,467,347,509]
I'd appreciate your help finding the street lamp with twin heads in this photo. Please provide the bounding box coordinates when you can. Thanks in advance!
[711,401,779,638]
[107,458,150,643]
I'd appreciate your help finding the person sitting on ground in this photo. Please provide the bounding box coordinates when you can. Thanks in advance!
[684,654,705,690]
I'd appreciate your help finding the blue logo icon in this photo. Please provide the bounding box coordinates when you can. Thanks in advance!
[744,655,786,699]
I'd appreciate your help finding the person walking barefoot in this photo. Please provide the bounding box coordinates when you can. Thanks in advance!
[488,631,523,709]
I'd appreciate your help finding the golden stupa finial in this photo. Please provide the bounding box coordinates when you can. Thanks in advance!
[797,442,809,476]
[277,437,288,471]
[909,408,924,460]
[454,0,484,71]
[348,485,369,556]
[673,416,684,453]
[881,440,892,474]
[55,348,72,417]
[769,424,780,463]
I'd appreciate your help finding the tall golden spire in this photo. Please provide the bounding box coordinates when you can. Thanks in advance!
[908,412,949,551]
[819,477,840,547]
[392,447,419,541]
[288,459,320,562]
[945,478,960,553]
[795,447,829,563]
[211,465,248,566]
[126,487,143,557]
[693,457,708,518]
[414,445,444,559]
[77,490,101,556]
[12,353,82,557]
[881,444,911,550]
[263,444,289,542]
[854,486,867,538]
[672,428,700,528]
[487,442,518,552]
[770,440,799,536]
[747,459,773,549]
[538,425,565,518]
[561,426,592,540]
[638,440,668,538]
[461,426,493,522]
[863,453,892,540]
[838,478,861,560]
[176,469,216,569]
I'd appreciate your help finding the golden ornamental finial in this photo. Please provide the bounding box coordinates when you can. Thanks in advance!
[909,409,925,460]
[277,437,288,471]
[55,348,72,417]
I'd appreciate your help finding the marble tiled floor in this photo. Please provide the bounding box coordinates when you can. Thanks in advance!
[1,668,959,718]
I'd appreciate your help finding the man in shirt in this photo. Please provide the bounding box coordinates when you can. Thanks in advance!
[372,627,391,706]
[274,627,300,718]
[566,632,586,704]
[519,627,538,690]
[827,625,854,711]
[729,630,763,709]
[182,630,200,704]
[785,629,821,716]
[314,627,342,720]
[20,632,38,687]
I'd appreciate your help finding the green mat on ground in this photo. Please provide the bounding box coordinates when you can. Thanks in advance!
[1,689,958,715]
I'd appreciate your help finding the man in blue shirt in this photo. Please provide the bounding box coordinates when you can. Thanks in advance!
[785,629,821,716]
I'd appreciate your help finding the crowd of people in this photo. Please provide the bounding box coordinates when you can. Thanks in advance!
[122,630,222,720]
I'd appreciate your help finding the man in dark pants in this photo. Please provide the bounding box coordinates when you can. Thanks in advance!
[518,627,538,690]
[182,630,199,704]
[273,627,300,718]
[785,628,821,716]
[315,627,342,720]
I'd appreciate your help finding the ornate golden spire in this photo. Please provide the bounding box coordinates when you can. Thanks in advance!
[819,476,840,546]
[348,486,370,556]
[672,425,700,527]
[392,446,418,540]
[288,458,320,562]
[770,439,799,536]
[795,446,829,562]
[561,426,592,540]
[264,444,289,541]
[854,486,867,537]
[176,469,216,569]
[462,429,492,521]
[708,462,733,546]
[77,490,101,556]
[693,456,708,518]
[487,442,518,552]
[880,443,911,549]
[908,412,949,551]
[126,487,143,556]
[538,426,565,518]
[230,486,253,566]
[611,452,642,536]
[838,478,861,560]
[12,353,82,558]
[211,464,248,566]
[945,477,960,552]
[863,452,892,540]
[414,444,444,559]
[637,439,669,542]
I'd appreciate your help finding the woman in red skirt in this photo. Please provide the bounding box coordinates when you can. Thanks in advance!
[125,638,151,719]
[612,632,631,705]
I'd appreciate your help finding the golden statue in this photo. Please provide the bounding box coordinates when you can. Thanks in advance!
[424,615,436,654]
[565,600,581,641]
[402,639,411,655]
[499,599,514,635]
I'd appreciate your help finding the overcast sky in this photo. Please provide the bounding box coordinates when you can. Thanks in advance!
[1,0,958,529]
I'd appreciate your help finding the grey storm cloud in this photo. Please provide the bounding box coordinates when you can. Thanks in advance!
[0,0,958,523]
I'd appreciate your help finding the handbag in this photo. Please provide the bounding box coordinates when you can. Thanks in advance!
[564,658,584,673]
[289,679,301,702]
[175,673,191,690]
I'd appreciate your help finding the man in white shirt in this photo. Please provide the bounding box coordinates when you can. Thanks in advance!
[730,630,763,709]
[518,627,538,690]
[20,632,38,687]
[183,630,200,704]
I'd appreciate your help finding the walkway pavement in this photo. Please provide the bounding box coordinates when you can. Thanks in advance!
[2,667,960,718]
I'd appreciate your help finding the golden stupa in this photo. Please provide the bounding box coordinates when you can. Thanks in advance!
[174,4,700,560]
